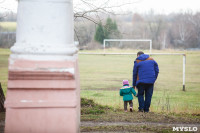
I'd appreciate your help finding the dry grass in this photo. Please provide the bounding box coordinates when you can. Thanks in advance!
[0,22,16,32]
[79,50,200,113]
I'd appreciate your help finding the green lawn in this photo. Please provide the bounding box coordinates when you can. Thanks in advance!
[0,48,200,113]
[0,49,10,94]
[0,22,17,32]
[79,50,200,114]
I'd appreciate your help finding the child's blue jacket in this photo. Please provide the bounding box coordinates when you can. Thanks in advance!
[120,85,137,101]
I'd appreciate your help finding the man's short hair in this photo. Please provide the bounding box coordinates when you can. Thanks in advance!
[137,51,144,56]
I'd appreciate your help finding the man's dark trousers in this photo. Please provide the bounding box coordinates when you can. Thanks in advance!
[137,83,154,112]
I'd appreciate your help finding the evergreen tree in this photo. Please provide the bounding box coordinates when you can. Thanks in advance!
[104,18,113,39]
[94,18,121,44]
[113,21,118,30]
[94,23,105,44]
[104,18,120,39]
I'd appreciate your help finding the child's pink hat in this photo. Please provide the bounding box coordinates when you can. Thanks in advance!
[123,80,129,86]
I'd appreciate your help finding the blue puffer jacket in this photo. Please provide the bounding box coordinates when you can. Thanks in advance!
[132,54,159,87]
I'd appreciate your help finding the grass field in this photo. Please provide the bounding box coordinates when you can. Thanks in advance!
[0,48,200,114]
[79,49,200,114]
[0,22,17,32]
[0,49,10,94]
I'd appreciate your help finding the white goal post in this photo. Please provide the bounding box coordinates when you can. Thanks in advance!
[103,39,152,54]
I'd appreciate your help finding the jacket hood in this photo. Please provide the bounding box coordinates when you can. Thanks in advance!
[120,87,132,94]
[136,54,149,61]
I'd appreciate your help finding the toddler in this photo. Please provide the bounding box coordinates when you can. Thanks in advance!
[120,80,137,112]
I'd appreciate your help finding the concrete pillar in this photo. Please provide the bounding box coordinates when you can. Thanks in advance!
[4,0,80,132]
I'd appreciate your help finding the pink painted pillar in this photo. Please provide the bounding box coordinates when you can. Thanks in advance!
[4,0,80,133]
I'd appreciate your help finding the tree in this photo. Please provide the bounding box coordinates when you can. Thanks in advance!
[104,18,113,38]
[94,17,120,44]
[169,12,194,48]
[146,13,166,49]
[74,0,135,45]
[104,17,121,39]
[74,0,136,24]
[94,23,105,44]
[189,12,200,48]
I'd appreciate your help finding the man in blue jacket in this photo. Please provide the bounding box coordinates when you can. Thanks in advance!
[132,51,159,112]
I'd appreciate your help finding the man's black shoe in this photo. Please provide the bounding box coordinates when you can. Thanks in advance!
[138,109,144,112]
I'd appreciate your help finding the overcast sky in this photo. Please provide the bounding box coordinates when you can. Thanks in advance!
[0,0,200,14]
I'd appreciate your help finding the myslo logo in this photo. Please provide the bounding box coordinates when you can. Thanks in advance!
[173,127,198,132]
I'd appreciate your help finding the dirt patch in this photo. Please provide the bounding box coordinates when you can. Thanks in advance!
[81,98,200,132]
[81,121,200,132]
[81,121,200,127]
[81,124,172,133]
[82,111,200,124]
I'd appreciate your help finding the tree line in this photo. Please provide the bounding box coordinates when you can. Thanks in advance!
[75,11,200,50]
[1,11,200,50]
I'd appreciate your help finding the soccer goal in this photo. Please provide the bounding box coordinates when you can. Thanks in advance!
[103,39,152,54]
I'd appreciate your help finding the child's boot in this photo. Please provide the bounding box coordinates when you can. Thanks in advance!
[130,107,133,112]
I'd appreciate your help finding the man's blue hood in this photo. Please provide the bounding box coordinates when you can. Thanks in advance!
[136,54,149,60]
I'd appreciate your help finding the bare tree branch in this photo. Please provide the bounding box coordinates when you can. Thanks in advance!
[74,28,80,43]
[74,0,141,24]
[0,5,15,20]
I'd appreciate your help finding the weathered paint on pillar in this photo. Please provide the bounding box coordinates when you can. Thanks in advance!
[5,0,80,132]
